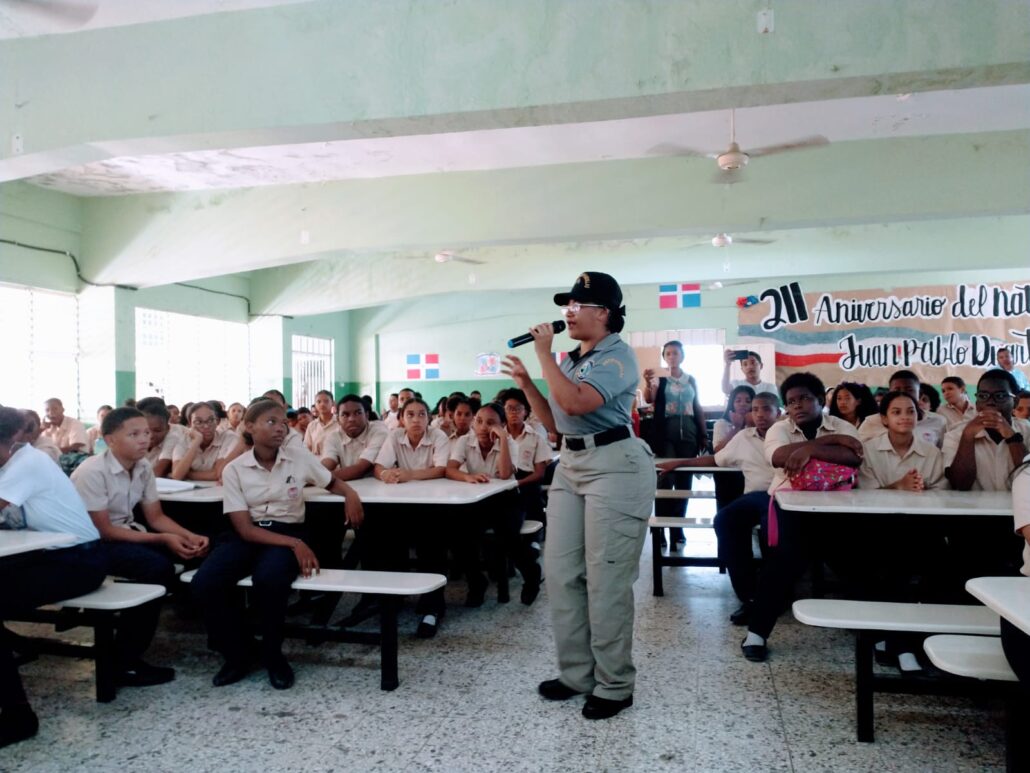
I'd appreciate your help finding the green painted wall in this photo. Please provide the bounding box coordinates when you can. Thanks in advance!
[282,311,356,403]
[0,181,83,292]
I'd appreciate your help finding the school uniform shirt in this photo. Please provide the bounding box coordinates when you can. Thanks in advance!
[764,414,861,494]
[375,427,450,470]
[938,401,977,428]
[145,424,183,467]
[857,411,949,448]
[714,427,774,494]
[857,434,947,490]
[304,417,339,456]
[712,419,742,449]
[383,411,400,431]
[222,445,332,525]
[1012,459,1030,576]
[42,415,87,450]
[171,428,236,472]
[0,444,100,545]
[321,422,388,469]
[450,432,517,479]
[71,450,159,529]
[730,378,779,397]
[511,426,553,473]
[941,417,1030,491]
[283,426,305,451]
[32,435,61,463]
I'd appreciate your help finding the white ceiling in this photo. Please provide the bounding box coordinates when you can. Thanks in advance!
[26,84,1030,197]
[0,0,311,40]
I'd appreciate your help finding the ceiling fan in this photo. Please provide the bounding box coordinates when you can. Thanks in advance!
[684,232,776,250]
[651,109,829,185]
[400,250,485,265]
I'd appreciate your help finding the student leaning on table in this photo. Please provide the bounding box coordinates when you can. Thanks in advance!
[502,271,655,721]
[658,391,781,628]
[190,399,363,690]
[0,407,172,749]
[741,372,863,664]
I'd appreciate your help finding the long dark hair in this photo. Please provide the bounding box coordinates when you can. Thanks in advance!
[828,382,878,423]
[722,385,755,422]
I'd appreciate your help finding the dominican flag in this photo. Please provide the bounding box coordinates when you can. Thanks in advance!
[406,353,440,380]
[659,283,701,309]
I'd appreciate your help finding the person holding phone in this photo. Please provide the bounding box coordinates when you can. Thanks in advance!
[721,350,778,397]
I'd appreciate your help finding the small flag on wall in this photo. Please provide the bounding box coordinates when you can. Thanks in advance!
[406,353,440,380]
[659,283,702,309]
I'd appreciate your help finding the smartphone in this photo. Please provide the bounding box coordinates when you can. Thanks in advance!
[731,350,749,361]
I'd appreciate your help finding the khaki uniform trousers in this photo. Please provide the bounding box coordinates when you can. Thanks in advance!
[544,436,655,700]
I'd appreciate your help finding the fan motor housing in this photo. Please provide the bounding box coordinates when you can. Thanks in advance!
[717,149,749,170]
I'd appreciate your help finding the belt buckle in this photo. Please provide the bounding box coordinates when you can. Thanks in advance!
[257,520,273,528]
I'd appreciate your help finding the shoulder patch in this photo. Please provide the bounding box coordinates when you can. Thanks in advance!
[598,357,626,379]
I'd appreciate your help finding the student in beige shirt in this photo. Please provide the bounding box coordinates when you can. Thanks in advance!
[136,397,182,478]
[71,406,209,687]
[303,390,338,456]
[189,399,362,691]
[857,370,948,448]
[41,398,87,453]
[858,392,946,491]
[320,395,387,481]
[943,370,1030,491]
[170,401,246,481]
[939,376,977,427]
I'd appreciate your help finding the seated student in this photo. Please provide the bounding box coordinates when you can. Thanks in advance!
[360,395,379,422]
[190,399,363,689]
[858,370,948,448]
[382,393,401,430]
[998,346,1030,391]
[429,396,451,432]
[41,398,88,454]
[939,376,976,427]
[943,369,1030,491]
[828,382,878,429]
[501,388,553,524]
[445,396,477,446]
[304,390,338,456]
[919,383,941,416]
[17,411,60,463]
[86,405,113,454]
[321,395,388,481]
[261,390,306,450]
[178,402,194,427]
[742,372,863,663]
[1015,390,1030,421]
[446,402,542,606]
[373,397,449,637]
[858,392,946,491]
[712,385,755,452]
[71,408,210,682]
[294,407,312,435]
[170,401,246,481]
[659,391,780,626]
[167,404,181,426]
[223,402,245,436]
[721,349,778,397]
[136,397,183,479]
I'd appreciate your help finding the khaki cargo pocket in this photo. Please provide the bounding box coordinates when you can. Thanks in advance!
[603,515,647,564]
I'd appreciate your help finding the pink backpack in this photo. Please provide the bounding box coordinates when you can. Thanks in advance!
[767,460,857,547]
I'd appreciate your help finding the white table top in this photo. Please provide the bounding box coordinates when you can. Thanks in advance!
[0,531,75,558]
[160,476,518,505]
[774,489,1013,516]
[966,576,1030,637]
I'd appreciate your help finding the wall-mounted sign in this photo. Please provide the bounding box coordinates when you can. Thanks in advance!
[474,353,501,377]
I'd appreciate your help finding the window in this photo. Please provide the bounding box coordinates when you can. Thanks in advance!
[135,308,249,406]
[291,335,333,410]
[0,284,81,417]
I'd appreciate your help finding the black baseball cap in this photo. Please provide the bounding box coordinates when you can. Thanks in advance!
[554,272,624,312]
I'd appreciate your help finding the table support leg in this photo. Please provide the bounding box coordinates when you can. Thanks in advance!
[650,528,664,597]
[94,620,117,703]
[379,597,400,691]
[855,631,874,742]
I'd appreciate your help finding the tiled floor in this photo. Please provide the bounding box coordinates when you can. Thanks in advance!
[5,505,1008,772]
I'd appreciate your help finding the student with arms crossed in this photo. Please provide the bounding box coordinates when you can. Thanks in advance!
[658,392,780,626]
[190,400,363,690]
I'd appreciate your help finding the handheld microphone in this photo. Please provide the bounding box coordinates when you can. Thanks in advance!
[507,320,567,349]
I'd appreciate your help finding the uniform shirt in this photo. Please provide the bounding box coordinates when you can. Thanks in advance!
[383,411,400,431]
[550,333,638,436]
[764,414,861,493]
[730,378,779,397]
[714,427,774,494]
[304,417,339,456]
[938,401,977,428]
[86,425,102,454]
[145,424,184,467]
[222,445,332,525]
[449,432,517,479]
[1012,460,1030,576]
[42,415,87,450]
[858,434,947,490]
[510,426,553,472]
[32,435,61,463]
[713,419,745,449]
[375,427,450,470]
[171,428,236,471]
[662,373,696,417]
[72,450,159,529]
[941,417,1030,491]
[858,411,948,448]
[283,426,305,452]
[0,444,99,546]
[321,422,388,470]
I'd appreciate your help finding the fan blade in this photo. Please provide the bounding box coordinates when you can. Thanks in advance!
[4,0,99,26]
[452,256,485,265]
[711,168,747,185]
[647,143,716,158]
[732,238,775,245]
[747,135,829,158]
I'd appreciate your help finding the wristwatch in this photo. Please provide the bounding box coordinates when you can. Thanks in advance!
[1005,432,1024,445]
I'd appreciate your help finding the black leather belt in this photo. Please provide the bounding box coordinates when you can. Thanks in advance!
[564,425,631,451]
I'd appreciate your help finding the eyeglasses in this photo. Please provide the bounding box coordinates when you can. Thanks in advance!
[560,302,606,316]
[191,417,217,427]
[975,390,1013,403]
